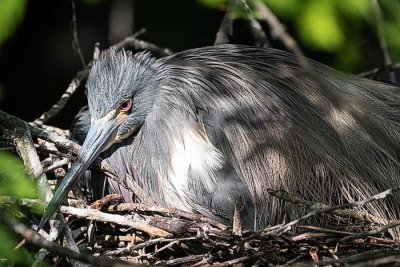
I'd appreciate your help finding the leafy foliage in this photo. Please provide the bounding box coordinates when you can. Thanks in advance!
[198,0,400,72]
[0,152,40,265]
[0,152,38,198]
[0,0,27,45]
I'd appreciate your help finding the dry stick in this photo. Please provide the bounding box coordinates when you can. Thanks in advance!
[60,206,171,237]
[202,253,264,267]
[232,196,244,236]
[339,220,400,243]
[347,255,400,267]
[315,249,397,266]
[90,193,122,209]
[96,234,144,243]
[106,203,228,231]
[238,0,268,47]
[246,18,268,48]
[111,34,173,56]
[34,68,89,125]
[14,125,53,203]
[371,0,396,84]
[266,186,400,236]
[2,217,141,267]
[162,254,209,266]
[268,189,376,222]
[214,0,234,45]
[43,157,69,173]
[71,0,86,67]
[252,0,309,69]
[359,62,400,78]
[299,225,396,244]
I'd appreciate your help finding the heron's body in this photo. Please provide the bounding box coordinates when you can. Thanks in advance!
[47,45,400,234]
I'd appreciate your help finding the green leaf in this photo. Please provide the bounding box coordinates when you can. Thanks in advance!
[335,0,371,18]
[297,0,344,51]
[0,0,27,44]
[0,224,27,264]
[263,0,301,18]
[0,152,38,199]
[197,0,227,9]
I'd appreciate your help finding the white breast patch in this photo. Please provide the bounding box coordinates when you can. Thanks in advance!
[166,126,224,209]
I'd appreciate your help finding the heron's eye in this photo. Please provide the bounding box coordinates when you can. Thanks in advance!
[120,99,132,112]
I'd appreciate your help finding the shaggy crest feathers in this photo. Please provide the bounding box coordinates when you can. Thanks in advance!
[87,49,157,119]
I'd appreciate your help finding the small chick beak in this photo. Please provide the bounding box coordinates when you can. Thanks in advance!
[39,110,125,228]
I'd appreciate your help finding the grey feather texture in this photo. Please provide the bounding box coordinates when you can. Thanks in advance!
[78,44,400,234]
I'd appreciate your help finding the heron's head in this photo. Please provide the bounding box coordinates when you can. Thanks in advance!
[39,49,159,227]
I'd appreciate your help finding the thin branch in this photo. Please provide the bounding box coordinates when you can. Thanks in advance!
[266,186,400,235]
[268,189,376,222]
[339,220,400,242]
[316,249,398,266]
[246,18,268,48]
[110,35,173,56]
[71,0,86,67]
[1,216,141,267]
[106,203,228,231]
[371,0,396,83]
[162,254,208,266]
[232,196,244,236]
[33,68,90,125]
[252,0,309,69]
[14,123,53,203]
[214,0,234,45]
[60,205,171,237]
[359,62,400,78]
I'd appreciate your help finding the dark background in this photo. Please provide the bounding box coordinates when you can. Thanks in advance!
[0,0,388,129]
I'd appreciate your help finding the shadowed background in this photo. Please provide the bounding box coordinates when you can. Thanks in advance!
[1,0,399,130]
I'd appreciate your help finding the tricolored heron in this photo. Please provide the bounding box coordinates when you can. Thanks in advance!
[40,45,400,234]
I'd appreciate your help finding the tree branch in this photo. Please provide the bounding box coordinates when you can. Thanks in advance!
[60,206,171,237]
[252,0,309,69]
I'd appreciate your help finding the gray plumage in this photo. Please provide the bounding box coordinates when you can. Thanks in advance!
[69,44,400,234]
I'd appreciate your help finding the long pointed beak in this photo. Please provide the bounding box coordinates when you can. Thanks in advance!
[39,113,121,228]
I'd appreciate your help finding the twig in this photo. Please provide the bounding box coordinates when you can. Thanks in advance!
[1,216,141,267]
[371,0,396,84]
[162,254,208,266]
[90,194,122,209]
[359,62,400,78]
[238,0,268,47]
[71,0,86,67]
[266,186,400,235]
[214,0,234,45]
[252,0,309,69]
[339,220,400,242]
[34,68,90,125]
[246,18,268,48]
[268,189,375,222]
[315,249,398,266]
[60,206,171,237]
[14,124,53,203]
[110,35,173,56]
[106,203,228,231]
[43,158,69,173]
[232,196,244,236]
